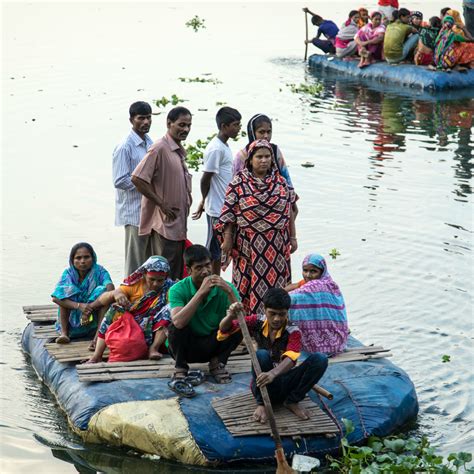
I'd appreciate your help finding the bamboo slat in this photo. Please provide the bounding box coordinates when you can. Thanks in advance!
[23,304,56,312]
[212,392,338,437]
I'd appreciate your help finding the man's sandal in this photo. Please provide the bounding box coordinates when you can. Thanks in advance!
[185,370,205,386]
[167,379,196,398]
[209,362,232,384]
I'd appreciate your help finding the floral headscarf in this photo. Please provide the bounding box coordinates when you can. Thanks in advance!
[123,256,170,286]
[245,139,275,172]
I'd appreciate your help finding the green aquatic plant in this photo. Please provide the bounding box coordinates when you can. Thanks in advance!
[287,82,324,95]
[442,354,451,363]
[325,418,473,473]
[179,76,222,85]
[154,94,185,108]
[329,248,341,260]
[231,130,247,142]
[216,101,227,106]
[186,15,206,32]
[184,134,217,171]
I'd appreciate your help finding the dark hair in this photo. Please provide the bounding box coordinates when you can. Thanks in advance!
[69,242,95,266]
[398,8,411,18]
[129,101,152,118]
[263,288,291,310]
[184,244,211,267]
[167,106,192,123]
[440,7,451,16]
[216,107,242,129]
[392,10,399,21]
[311,14,323,25]
[349,10,359,19]
[430,16,442,28]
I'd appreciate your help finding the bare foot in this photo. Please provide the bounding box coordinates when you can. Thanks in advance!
[149,350,163,360]
[285,402,310,420]
[55,334,70,344]
[253,405,267,424]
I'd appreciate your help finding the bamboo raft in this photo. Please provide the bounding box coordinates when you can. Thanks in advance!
[23,304,56,323]
[211,391,339,437]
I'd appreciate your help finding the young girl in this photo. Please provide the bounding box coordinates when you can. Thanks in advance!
[286,253,349,355]
[51,242,114,348]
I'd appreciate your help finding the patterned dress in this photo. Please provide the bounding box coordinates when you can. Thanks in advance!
[217,167,295,314]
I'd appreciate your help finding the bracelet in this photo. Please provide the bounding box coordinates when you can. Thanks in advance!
[76,302,80,309]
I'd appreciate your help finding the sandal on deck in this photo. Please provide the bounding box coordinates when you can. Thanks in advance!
[209,362,232,384]
[167,379,196,398]
[55,335,70,344]
[185,370,205,386]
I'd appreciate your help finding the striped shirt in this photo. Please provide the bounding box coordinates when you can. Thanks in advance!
[113,130,153,227]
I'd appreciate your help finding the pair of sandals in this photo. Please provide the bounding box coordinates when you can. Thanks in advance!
[168,370,205,398]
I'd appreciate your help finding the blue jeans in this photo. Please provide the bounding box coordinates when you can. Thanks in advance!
[251,349,328,405]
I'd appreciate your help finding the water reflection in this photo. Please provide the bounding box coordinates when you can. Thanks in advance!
[302,69,473,201]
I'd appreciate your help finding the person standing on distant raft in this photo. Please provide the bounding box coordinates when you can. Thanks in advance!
[86,256,175,363]
[302,7,339,54]
[52,242,114,349]
[285,253,349,355]
[113,101,153,277]
[219,289,328,423]
[377,0,398,22]
[192,107,242,275]
[132,107,193,280]
[383,8,419,63]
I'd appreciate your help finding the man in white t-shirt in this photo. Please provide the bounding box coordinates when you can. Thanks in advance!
[192,107,242,275]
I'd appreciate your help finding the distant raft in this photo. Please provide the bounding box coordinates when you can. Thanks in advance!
[22,322,418,466]
[308,54,474,92]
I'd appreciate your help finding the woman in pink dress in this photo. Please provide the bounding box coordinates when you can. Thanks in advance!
[355,11,386,67]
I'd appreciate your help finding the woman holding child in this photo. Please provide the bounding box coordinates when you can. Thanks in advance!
[52,242,114,348]
[218,139,296,314]
[87,256,174,363]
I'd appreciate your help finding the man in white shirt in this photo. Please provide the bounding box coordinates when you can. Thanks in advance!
[112,101,153,276]
[192,107,242,275]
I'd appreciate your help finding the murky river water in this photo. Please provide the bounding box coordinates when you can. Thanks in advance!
[1,1,472,472]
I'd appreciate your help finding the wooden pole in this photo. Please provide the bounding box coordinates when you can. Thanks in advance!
[234,306,294,474]
[312,384,333,400]
[304,11,309,61]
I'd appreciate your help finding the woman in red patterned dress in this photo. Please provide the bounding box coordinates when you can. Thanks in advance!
[216,139,297,314]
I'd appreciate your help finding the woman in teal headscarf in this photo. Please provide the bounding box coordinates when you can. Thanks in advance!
[434,15,474,70]
[51,242,114,346]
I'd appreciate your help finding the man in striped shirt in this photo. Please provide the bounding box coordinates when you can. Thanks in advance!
[112,101,153,276]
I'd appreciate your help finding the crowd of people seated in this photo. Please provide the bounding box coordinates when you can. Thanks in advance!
[304,5,474,71]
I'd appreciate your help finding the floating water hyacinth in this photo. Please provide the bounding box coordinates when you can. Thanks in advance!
[154,94,185,108]
[179,76,222,85]
[186,15,206,32]
[287,82,324,95]
[329,248,341,259]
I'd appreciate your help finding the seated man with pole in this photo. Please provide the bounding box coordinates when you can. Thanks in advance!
[168,244,242,384]
[219,288,328,422]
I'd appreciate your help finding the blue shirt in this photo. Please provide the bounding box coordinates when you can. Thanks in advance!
[112,130,153,227]
[318,20,339,40]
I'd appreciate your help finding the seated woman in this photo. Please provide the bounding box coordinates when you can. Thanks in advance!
[355,11,386,67]
[51,242,114,348]
[357,7,369,29]
[446,8,474,39]
[434,15,474,71]
[286,253,348,355]
[414,16,442,66]
[87,256,175,363]
[335,10,361,58]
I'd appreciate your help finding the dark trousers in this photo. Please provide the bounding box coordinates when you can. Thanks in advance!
[312,38,336,54]
[465,5,474,38]
[167,324,243,371]
[251,350,328,405]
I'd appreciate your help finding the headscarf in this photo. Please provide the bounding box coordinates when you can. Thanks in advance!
[289,254,348,354]
[411,11,423,19]
[52,243,113,332]
[123,256,170,286]
[446,9,465,36]
[435,15,457,69]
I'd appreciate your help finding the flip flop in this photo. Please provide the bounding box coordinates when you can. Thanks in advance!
[185,370,205,386]
[167,379,196,398]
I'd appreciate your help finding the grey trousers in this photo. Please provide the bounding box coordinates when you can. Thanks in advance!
[124,225,150,277]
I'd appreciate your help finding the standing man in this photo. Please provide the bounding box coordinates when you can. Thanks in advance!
[132,107,193,280]
[113,101,153,277]
[192,107,242,275]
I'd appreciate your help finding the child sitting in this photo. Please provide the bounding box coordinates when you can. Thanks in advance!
[219,288,328,423]
[285,253,349,355]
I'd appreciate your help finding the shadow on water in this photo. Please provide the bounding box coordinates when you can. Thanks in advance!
[298,66,473,200]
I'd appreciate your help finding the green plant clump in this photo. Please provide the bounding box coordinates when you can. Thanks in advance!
[287,82,324,95]
[179,76,222,85]
[184,134,217,171]
[154,94,185,108]
[325,418,473,473]
[185,15,206,32]
[329,248,341,259]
